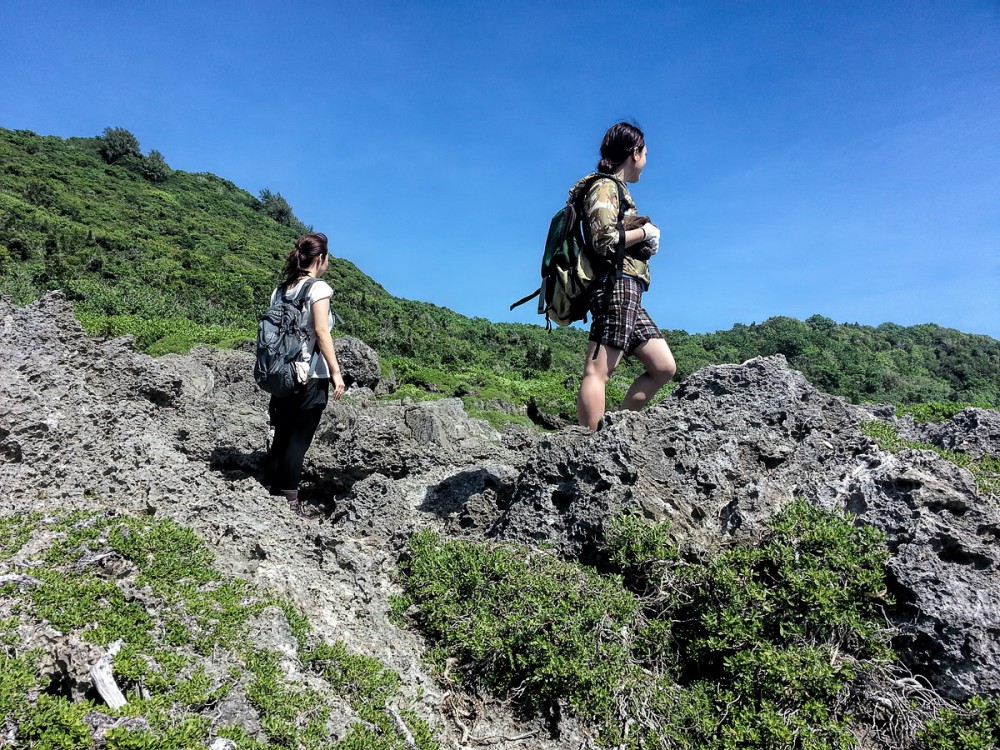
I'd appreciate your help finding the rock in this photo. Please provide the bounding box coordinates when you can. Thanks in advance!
[499,356,869,557]
[137,354,215,407]
[1,292,998,744]
[333,335,382,391]
[0,292,543,750]
[28,627,105,701]
[497,356,1000,699]
[527,397,569,430]
[847,448,1000,698]
[308,397,511,495]
[915,408,1000,459]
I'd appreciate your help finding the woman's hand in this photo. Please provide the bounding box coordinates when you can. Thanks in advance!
[331,370,345,400]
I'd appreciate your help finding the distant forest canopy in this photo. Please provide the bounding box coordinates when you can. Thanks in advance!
[1,126,997,417]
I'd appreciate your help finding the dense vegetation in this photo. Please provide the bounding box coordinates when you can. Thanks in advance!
[396,502,1000,749]
[2,126,998,422]
[0,510,438,749]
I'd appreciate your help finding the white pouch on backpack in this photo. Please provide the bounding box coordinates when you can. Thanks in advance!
[292,358,310,385]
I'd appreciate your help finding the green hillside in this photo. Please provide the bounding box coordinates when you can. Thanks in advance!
[1,126,998,419]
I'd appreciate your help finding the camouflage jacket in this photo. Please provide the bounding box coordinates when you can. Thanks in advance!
[567,173,650,288]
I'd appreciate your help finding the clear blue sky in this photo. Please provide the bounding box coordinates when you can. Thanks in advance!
[2,1,998,338]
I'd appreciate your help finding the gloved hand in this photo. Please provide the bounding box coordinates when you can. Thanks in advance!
[642,223,660,255]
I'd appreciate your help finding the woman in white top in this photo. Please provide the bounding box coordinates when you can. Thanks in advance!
[263,233,345,514]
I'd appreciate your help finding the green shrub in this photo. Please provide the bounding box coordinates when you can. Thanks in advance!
[99,127,141,164]
[674,499,892,666]
[139,150,171,183]
[919,695,1000,750]
[399,501,898,749]
[308,641,402,727]
[897,401,991,423]
[601,513,676,591]
[399,530,641,721]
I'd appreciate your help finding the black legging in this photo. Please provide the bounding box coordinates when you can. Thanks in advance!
[264,379,329,492]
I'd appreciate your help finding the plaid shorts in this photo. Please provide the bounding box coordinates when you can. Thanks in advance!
[588,275,662,354]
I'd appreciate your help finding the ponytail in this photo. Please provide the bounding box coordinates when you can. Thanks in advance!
[597,157,620,174]
[281,233,329,284]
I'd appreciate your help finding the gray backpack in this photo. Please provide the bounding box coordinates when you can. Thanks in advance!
[253,279,319,397]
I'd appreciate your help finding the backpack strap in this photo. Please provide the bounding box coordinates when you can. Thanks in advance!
[510,288,541,310]
[598,173,629,268]
[276,276,319,306]
[293,277,320,303]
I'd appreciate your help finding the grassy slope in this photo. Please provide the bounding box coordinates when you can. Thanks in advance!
[2,127,998,419]
[0,510,438,749]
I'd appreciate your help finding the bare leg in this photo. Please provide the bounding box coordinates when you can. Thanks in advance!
[577,341,625,431]
[622,338,676,411]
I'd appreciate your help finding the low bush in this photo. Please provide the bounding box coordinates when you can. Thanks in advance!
[0,510,439,750]
[896,401,992,423]
[918,695,1000,750]
[398,530,641,723]
[398,500,913,748]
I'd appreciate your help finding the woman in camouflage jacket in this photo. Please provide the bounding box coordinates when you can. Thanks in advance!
[576,122,676,430]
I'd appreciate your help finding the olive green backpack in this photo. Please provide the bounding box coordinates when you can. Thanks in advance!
[510,173,627,328]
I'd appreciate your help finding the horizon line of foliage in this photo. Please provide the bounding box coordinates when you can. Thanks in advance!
[1,126,998,418]
[395,501,1000,749]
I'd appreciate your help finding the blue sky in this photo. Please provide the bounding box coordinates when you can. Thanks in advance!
[2,1,998,338]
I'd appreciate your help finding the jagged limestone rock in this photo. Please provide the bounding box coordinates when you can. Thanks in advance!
[331,334,383,392]
[0,292,561,750]
[916,408,1000,459]
[497,356,1000,699]
[1,293,997,744]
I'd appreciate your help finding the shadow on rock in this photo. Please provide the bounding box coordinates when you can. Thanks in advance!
[419,466,517,535]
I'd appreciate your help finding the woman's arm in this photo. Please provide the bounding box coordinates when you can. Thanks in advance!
[623,227,648,249]
[585,180,652,259]
[311,297,345,400]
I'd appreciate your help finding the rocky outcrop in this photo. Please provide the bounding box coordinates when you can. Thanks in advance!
[901,407,1000,459]
[497,356,1000,699]
[499,357,874,555]
[1,293,998,745]
[0,292,557,749]
[330,335,384,392]
[849,449,999,698]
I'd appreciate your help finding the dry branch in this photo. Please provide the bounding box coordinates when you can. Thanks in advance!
[90,639,127,710]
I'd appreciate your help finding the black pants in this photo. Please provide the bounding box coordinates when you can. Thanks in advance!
[264,378,329,492]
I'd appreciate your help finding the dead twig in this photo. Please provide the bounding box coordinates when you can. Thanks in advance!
[387,703,419,749]
[90,639,127,710]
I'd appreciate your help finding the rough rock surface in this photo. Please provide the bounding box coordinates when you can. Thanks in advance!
[1,293,998,745]
[0,292,556,749]
[497,356,1000,699]
[904,407,1000,459]
[330,334,383,391]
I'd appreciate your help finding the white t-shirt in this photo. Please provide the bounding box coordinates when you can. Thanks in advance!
[270,278,334,379]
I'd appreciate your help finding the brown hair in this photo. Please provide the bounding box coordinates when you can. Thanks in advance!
[280,233,329,284]
[596,121,645,174]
